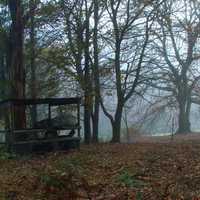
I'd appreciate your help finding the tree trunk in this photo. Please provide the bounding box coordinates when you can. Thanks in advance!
[92,0,100,143]
[124,107,130,142]
[30,0,37,126]
[111,104,123,143]
[176,77,191,134]
[111,119,121,143]
[0,51,10,130]
[84,95,91,144]
[84,0,92,144]
[92,101,99,143]
[177,99,191,134]
[8,0,26,129]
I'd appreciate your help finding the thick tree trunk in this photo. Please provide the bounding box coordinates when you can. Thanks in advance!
[84,95,91,144]
[8,0,26,129]
[176,79,191,134]
[0,53,10,130]
[177,100,191,134]
[111,105,123,143]
[111,118,121,143]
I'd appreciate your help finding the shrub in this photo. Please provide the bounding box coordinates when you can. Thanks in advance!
[117,169,144,188]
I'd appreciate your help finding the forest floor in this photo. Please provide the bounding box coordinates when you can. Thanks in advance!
[1,136,200,200]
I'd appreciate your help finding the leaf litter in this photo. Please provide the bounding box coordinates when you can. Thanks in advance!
[0,142,200,199]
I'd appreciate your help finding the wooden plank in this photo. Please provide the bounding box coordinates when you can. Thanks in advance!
[13,136,81,145]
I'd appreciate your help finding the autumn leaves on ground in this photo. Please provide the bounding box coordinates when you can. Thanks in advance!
[1,140,200,200]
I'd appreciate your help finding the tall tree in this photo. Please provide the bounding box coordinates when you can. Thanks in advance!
[92,0,100,143]
[61,0,94,144]
[8,0,26,129]
[83,0,92,144]
[148,0,200,134]
[0,13,8,98]
[100,0,153,142]
[29,0,37,125]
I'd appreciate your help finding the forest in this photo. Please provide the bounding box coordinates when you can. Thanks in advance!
[2,0,200,143]
[1,0,200,199]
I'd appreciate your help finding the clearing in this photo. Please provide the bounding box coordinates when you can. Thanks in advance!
[1,136,200,199]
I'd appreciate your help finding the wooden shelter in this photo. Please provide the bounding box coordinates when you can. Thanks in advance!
[0,98,81,154]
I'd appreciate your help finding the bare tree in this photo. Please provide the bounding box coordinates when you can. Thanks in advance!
[61,0,94,144]
[100,0,154,142]
[92,0,101,143]
[148,0,200,134]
